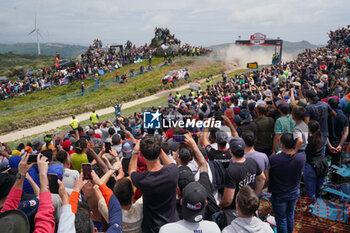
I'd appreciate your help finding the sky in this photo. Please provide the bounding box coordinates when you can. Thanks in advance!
[0,0,348,47]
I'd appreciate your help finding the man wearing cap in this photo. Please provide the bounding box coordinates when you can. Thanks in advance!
[219,137,265,224]
[159,182,220,233]
[305,89,336,149]
[201,129,231,169]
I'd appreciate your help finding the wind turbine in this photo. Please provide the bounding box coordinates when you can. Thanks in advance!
[27,13,43,55]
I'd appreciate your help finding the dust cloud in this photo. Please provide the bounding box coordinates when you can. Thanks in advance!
[211,44,296,69]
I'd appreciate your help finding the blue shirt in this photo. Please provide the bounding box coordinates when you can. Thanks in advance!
[268,151,306,195]
[305,101,333,137]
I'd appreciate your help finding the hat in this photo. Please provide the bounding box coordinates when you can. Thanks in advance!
[122,140,133,158]
[32,140,43,151]
[264,90,272,97]
[18,198,39,217]
[0,173,15,199]
[9,155,21,169]
[215,130,228,145]
[316,82,324,88]
[178,166,195,191]
[181,182,207,222]
[62,140,71,150]
[24,146,32,154]
[297,99,307,107]
[256,100,266,105]
[48,164,64,180]
[134,128,142,137]
[0,209,30,233]
[305,90,319,101]
[239,109,250,120]
[224,109,234,118]
[233,107,241,115]
[229,137,245,156]
[248,102,256,111]
[292,81,301,87]
[224,96,231,102]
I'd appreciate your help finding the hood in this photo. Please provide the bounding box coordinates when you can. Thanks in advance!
[226,217,273,233]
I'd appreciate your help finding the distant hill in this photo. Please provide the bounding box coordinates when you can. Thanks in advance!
[0,53,55,78]
[209,40,320,57]
[0,43,88,58]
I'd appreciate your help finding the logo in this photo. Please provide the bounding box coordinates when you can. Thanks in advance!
[143,111,162,129]
[187,202,202,210]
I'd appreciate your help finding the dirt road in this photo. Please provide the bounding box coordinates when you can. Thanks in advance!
[0,69,238,142]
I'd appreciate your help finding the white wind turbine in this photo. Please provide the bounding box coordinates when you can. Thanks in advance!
[27,13,43,55]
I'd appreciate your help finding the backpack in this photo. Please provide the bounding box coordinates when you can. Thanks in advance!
[208,160,226,195]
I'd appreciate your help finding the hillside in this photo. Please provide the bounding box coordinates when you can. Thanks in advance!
[0,53,55,77]
[0,43,88,58]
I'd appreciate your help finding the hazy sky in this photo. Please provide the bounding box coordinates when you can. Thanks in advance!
[0,0,348,47]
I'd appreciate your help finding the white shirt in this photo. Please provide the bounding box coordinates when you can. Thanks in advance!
[159,220,220,233]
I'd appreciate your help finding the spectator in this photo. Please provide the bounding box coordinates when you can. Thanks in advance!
[272,101,295,154]
[219,137,265,224]
[304,121,328,199]
[269,133,306,233]
[129,135,179,233]
[159,182,220,233]
[56,150,79,189]
[254,104,274,156]
[222,186,273,233]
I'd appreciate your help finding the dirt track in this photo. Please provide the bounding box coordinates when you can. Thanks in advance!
[0,69,238,142]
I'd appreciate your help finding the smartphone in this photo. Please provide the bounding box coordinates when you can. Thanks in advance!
[27,154,38,164]
[105,142,111,152]
[48,173,59,194]
[173,135,185,143]
[82,163,92,180]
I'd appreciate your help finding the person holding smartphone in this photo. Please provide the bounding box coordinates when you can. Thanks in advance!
[1,154,55,233]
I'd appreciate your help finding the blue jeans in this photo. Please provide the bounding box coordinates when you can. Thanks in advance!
[304,163,324,199]
[271,191,299,233]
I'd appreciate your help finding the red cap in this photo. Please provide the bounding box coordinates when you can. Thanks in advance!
[62,140,71,150]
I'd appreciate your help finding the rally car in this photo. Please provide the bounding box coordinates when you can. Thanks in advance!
[161,68,190,84]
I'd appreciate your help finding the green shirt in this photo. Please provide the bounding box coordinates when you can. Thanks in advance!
[71,153,88,173]
[275,115,295,152]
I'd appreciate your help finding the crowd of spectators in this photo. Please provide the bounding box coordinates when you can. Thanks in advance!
[0,25,350,233]
[154,27,181,45]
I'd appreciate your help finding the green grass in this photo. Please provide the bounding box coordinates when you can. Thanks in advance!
[0,53,55,78]
[0,58,228,134]
[6,68,247,148]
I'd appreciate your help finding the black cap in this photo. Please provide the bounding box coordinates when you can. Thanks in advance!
[0,209,30,233]
[229,137,245,156]
[181,182,207,222]
[178,166,195,191]
[215,130,228,144]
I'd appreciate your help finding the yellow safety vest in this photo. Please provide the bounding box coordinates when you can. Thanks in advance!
[90,113,98,124]
[71,119,79,129]
[176,94,181,101]
[191,91,196,97]
[206,80,212,86]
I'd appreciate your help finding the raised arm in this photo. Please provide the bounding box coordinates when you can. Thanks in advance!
[1,153,33,213]
[34,154,55,233]
[184,133,207,172]
[128,141,139,176]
